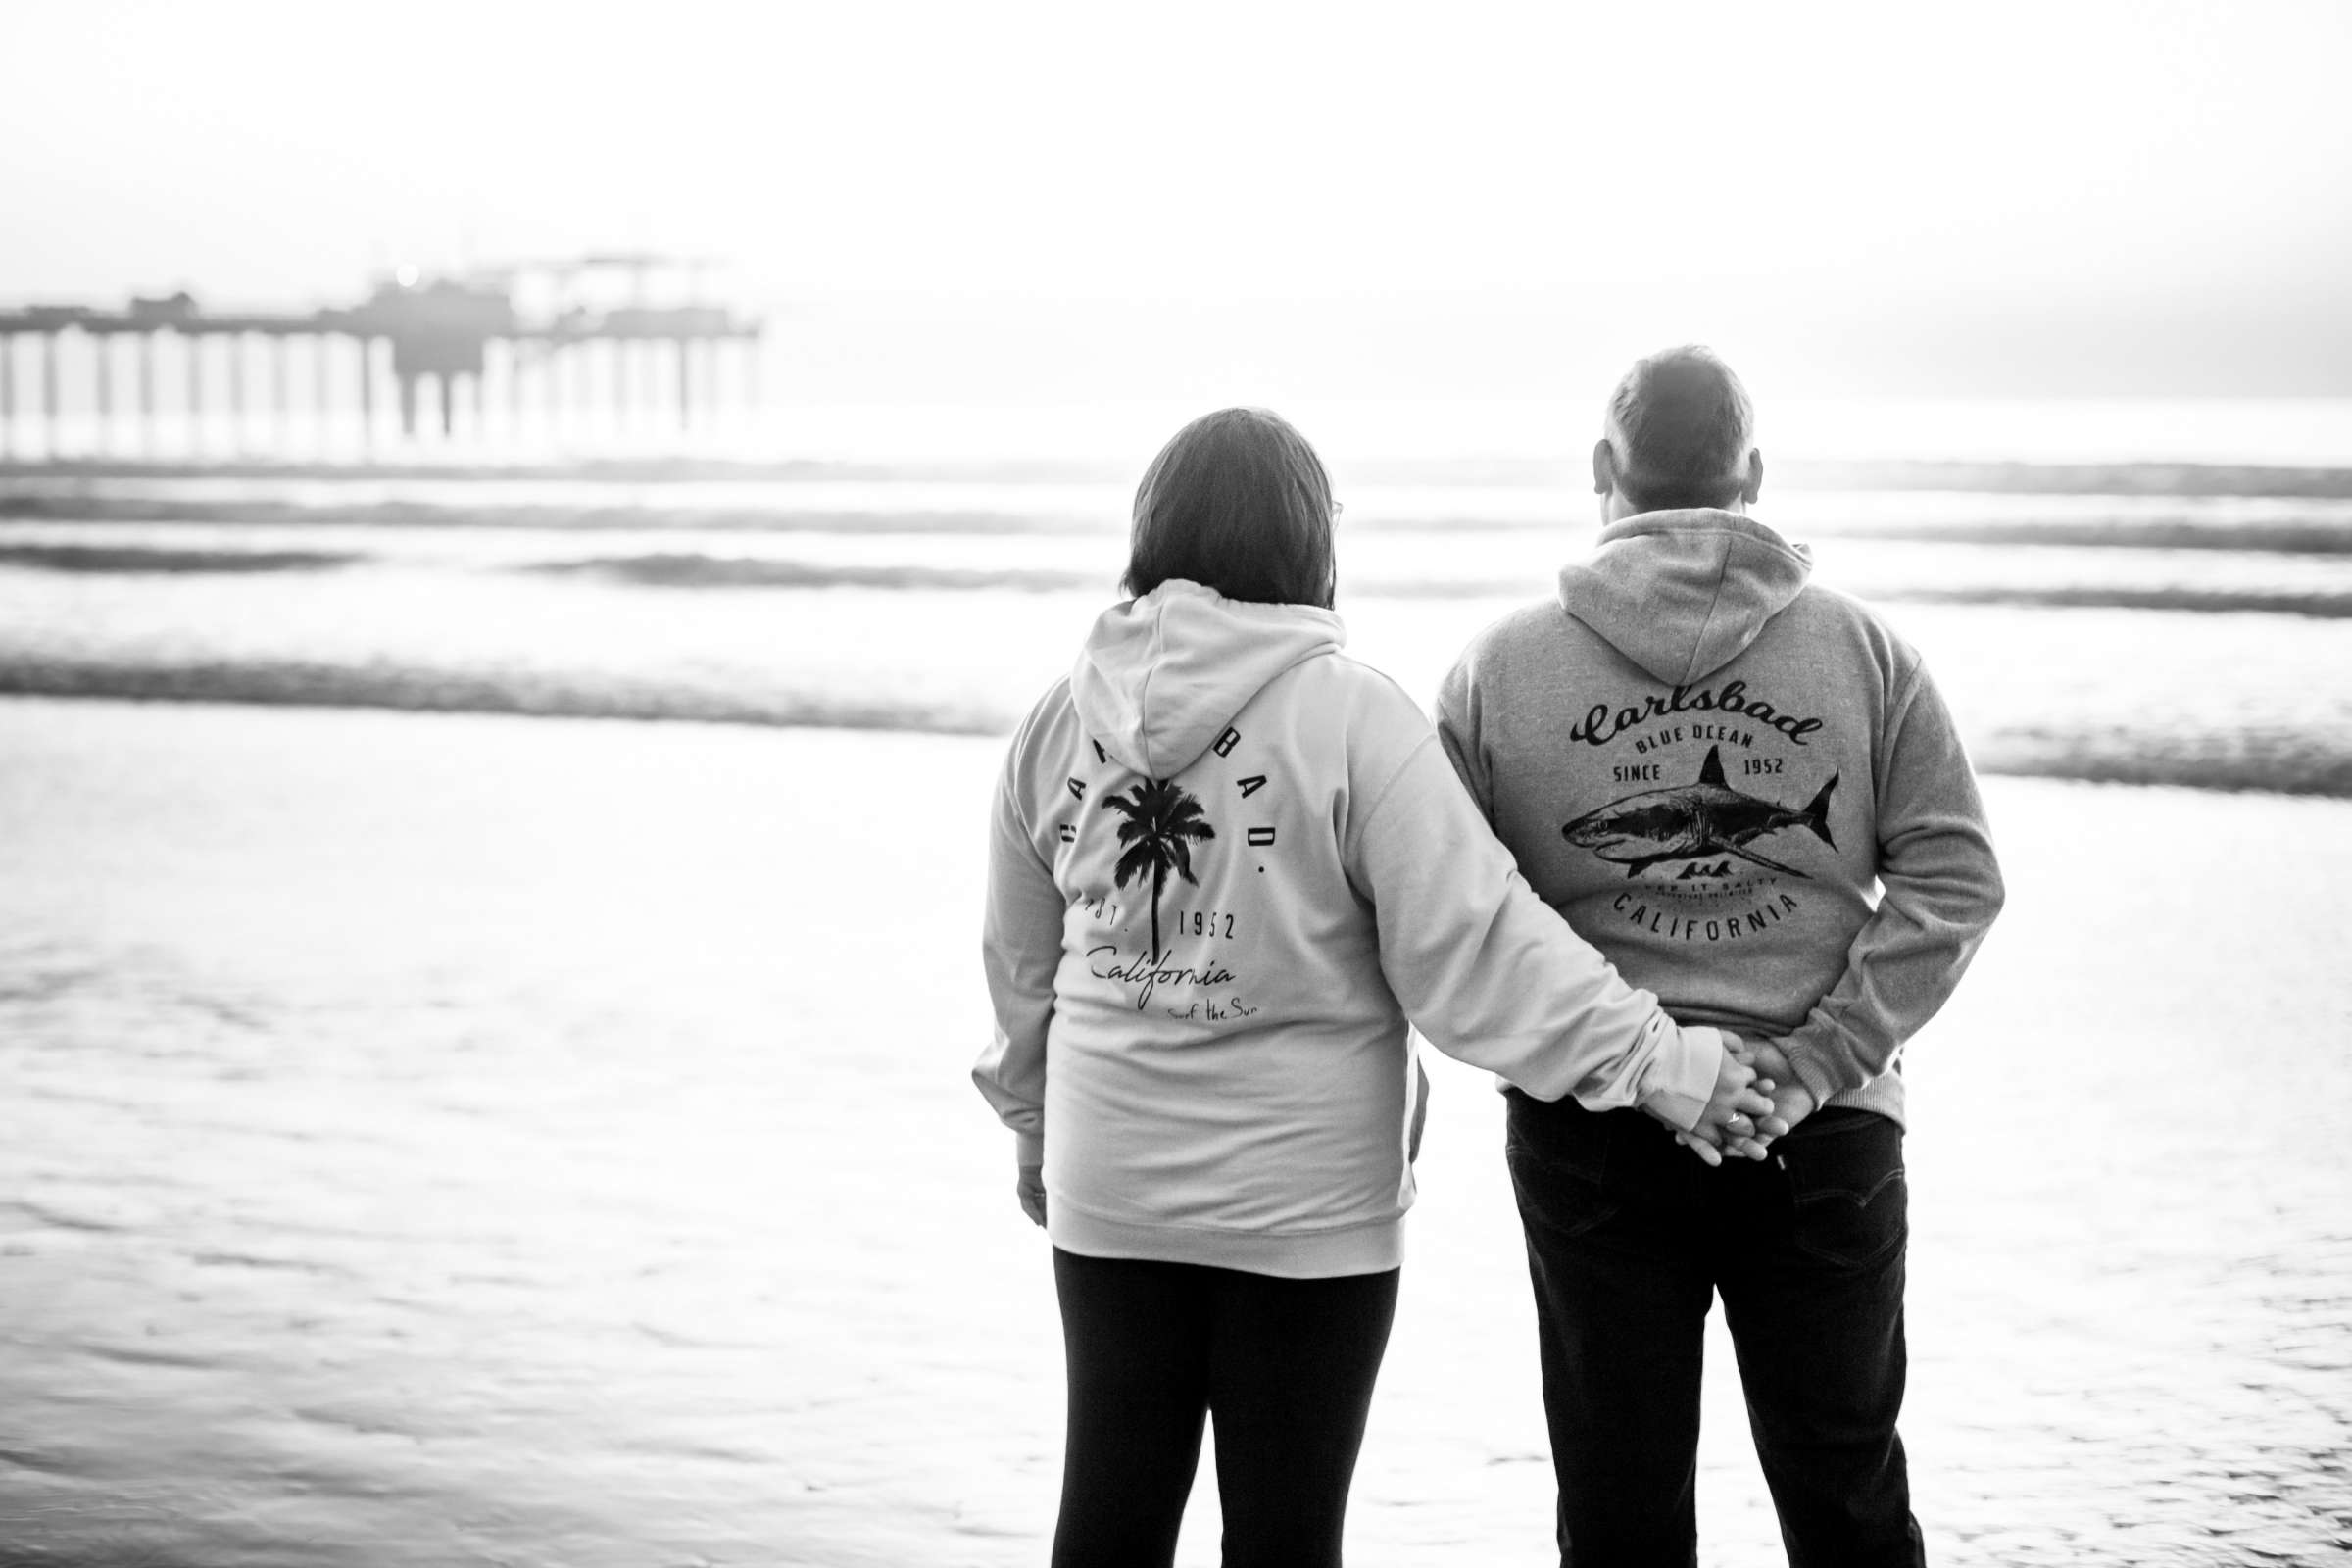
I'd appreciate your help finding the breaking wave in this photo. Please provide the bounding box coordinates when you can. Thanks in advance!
[0,657,2344,798]
[0,661,1015,737]
[6,455,2350,799]
[6,539,2351,619]
[528,554,1106,594]
[1788,515,2352,555]
[7,495,2351,559]
[0,543,363,574]
[0,494,1115,537]
[8,455,2352,495]
[1867,583,2352,619]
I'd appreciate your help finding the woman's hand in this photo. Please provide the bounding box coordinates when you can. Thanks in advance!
[1017,1164,1047,1227]
[1676,1034,1780,1166]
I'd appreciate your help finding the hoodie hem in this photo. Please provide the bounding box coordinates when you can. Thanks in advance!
[1047,1206,1406,1280]
[1793,1056,1908,1130]
[1824,1077,1906,1129]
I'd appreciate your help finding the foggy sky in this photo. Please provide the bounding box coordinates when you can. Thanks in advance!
[4,0,2347,400]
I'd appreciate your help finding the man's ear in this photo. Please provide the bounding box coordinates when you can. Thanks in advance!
[1740,448,1764,505]
[1592,438,1617,496]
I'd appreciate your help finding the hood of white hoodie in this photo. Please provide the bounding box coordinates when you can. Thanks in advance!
[1071,579,1345,779]
[1557,510,1813,686]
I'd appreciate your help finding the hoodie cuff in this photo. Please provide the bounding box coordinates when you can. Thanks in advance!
[1638,1023,1722,1133]
[1014,1129,1044,1171]
[1778,1037,1859,1107]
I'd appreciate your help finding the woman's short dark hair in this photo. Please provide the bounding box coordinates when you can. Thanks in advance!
[1123,408,1337,610]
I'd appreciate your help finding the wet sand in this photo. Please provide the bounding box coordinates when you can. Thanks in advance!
[1,697,2348,1566]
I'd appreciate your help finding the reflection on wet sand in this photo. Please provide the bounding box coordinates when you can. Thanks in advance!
[1,698,2346,1566]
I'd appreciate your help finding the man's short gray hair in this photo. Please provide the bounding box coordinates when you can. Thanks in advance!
[1603,346,1756,511]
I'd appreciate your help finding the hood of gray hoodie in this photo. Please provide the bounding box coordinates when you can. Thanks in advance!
[1557,510,1814,686]
[1071,579,1345,779]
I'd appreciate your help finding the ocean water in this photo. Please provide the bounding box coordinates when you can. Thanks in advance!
[3,401,2351,1565]
[3,396,2351,795]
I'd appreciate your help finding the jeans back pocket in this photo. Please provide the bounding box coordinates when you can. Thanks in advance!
[1784,1110,1908,1271]
[1504,1093,1623,1241]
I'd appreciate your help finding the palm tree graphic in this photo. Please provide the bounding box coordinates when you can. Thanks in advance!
[1102,778,1216,958]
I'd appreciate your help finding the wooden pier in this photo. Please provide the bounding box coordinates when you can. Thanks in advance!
[0,256,763,455]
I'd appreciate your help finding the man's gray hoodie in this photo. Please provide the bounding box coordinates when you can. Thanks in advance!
[1436,510,2004,1124]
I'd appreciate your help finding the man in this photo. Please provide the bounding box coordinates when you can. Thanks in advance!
[1436,346,2005,1565]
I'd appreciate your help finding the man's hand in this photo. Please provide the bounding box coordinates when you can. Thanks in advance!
[1016,1164,1047,1227]
[1747,1040,1818,1137]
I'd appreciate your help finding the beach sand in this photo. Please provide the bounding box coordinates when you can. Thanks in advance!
[1,697,2347,1566]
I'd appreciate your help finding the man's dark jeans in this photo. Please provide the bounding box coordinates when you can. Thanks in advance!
[1505,1091,1925,1568]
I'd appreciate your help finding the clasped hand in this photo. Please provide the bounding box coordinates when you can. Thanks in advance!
[1016,1036,1818,1221]
[1660,1035,1818,1167]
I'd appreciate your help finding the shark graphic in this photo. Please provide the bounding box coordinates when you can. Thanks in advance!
[1562,746,1838,878]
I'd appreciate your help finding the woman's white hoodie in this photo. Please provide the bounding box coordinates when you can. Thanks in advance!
[974,581,1724,1277]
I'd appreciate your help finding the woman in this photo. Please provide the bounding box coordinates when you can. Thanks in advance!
[973,408,1768,1568]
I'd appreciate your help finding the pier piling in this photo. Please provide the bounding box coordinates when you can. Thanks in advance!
[312,336,331,448]
[357,338,375,447]
[505,342,524,439]
[271,336,289,440]
[42,334,59,452]
[187,334,205,451]
[138,333,156,451]
[94,333,114,449]
[0,258,760,457]
[227,334,246,446]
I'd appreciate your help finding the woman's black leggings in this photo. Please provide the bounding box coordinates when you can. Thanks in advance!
[1050,1248,1401,1568]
